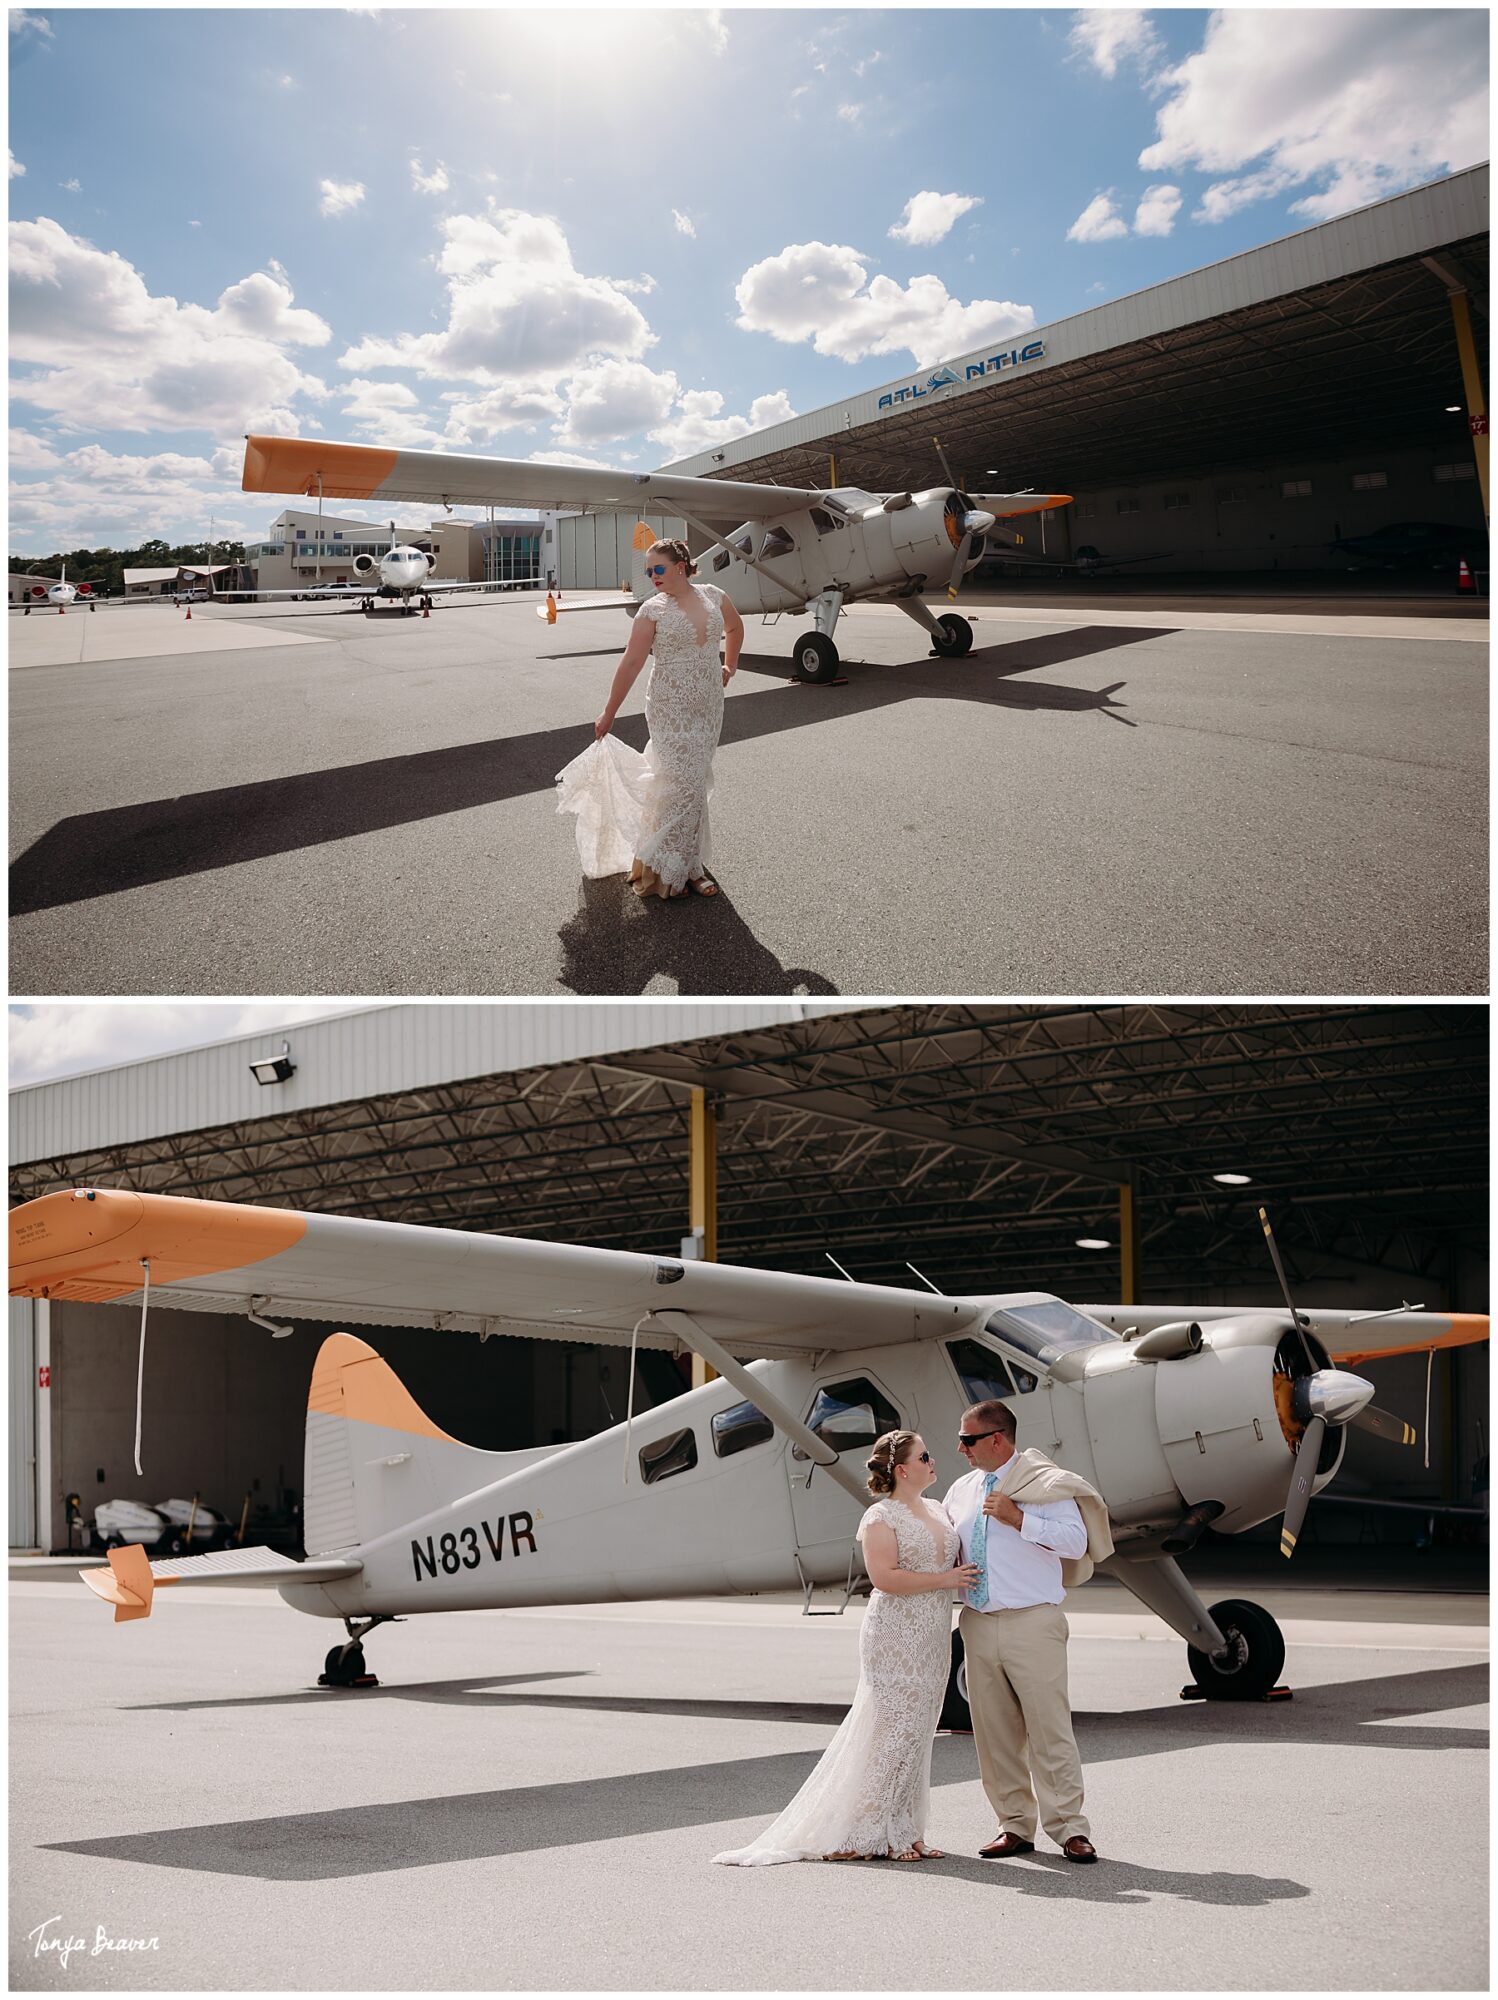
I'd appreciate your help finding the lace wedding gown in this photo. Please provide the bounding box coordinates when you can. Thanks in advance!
[629,584,725,897]
[712,1500,958,1865]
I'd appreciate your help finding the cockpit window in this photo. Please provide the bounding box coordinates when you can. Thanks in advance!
[760,526,796,560]
[985,1297,1121,1368]
[809,509,841,536]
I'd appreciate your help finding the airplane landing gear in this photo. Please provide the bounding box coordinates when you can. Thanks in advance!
[932,612,973,657]
[792,631,840,684]
[1185,1598,1286,1700]
[317,1614,398,1689]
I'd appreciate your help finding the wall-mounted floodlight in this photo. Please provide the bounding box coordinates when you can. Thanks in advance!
[1212,1171,1252,1185]
[249,1041,295,1086]
[1075,1236,1112,1251]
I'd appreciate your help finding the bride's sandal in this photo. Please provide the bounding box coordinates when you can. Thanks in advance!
[913,1843,944,1859]
[890,1845,923,1862]
[824,1849,865,1861]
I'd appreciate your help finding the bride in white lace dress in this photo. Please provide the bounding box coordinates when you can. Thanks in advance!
[590,538,745,899]
[713,1431,978,1866]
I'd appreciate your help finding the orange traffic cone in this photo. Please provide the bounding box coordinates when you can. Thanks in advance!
[422,599,430,617]
[1457,559,1475,594]
[184,605,191,619]
[545,592,558,626]
[57,604,64,614]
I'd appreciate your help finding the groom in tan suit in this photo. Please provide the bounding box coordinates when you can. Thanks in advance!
[944,1399,1113,1864]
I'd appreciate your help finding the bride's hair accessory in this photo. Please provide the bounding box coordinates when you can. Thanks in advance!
[866,1428,911,1497]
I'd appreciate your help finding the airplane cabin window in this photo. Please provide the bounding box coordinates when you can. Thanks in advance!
[711,1400,775,1458]
[728,531,753,556]
[985,1298,1120,1368]
[712,550,732,572]
[810,510,839,536]
[760,526,796,560]
[639,1427,698,1485]
[802,1377,900,1454]
[942,1338,1015,1406]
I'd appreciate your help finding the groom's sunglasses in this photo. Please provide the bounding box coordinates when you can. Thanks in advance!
[957,1429,1001,1448]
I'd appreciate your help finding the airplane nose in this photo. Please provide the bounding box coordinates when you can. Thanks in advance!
[1301,1368,1375,1426]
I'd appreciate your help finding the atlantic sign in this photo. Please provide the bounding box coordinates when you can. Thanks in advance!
[878,339,1046,411]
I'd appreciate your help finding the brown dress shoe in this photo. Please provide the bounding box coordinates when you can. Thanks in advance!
[978,1832,1036,1858]
[1062,1835,1098,1863]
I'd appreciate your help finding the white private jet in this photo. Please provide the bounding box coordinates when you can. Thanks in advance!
[13,1188,1484,1713]
[16,562,96,613]
[241,434,1071,681]
[214,520,509,617]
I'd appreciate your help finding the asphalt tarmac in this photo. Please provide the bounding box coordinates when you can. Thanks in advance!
[9,1576,1488,1991]
[8,592,1488,996]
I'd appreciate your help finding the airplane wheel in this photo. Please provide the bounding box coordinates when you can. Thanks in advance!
[938,1627,971,1732]
[321,1642,366,1686]
[932,613,973,657]
[1186,1598,1285,1700]
[792,631,840,683]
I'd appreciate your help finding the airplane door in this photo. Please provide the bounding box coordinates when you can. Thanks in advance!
[785,1370,907,1584]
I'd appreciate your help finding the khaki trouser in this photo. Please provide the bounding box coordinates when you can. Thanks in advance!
[960,1602,1090,1843]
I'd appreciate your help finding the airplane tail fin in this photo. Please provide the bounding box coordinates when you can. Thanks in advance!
[305,1332,539,1555]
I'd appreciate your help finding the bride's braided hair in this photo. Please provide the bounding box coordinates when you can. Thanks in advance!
[866,1428,915,1497]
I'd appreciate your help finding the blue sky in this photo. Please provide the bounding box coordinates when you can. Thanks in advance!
[9,6,1489,552]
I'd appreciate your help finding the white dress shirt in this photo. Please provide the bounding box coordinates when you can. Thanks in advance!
[944,1467,1088,1610]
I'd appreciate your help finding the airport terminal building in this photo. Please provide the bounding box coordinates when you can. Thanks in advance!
[9,1005,1486,1559]
[563,166,1488,586]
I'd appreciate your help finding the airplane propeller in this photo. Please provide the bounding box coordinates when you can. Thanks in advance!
[1258,1206,1420,1558]
[932,436,995,601]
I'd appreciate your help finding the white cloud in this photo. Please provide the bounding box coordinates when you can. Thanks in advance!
[9,218,330,435]
[8,440,264,550]
[889,190,983,247]
[1142,11,1489,224]
[836,103,863,124]
[703,10,728,55]
[59,177,80,193]
[440,381,567,443]
[9,149,25,179]
[9,1003,359,1087]
[649,387,797,462]
[610,272,657,296]
[1132,183,1182,236]
[1068,9,1164,80]
[188,217,202,228]
[735,240,1035,368]
[411,158,449,196]
[555,359,679,448]
[1066,193,1129,243]
[9,427,60,470]
[339,207,654,383]
[318,178,366,218]
[10,10,53,38]
[853,50,882,78]
[671,208,696,237]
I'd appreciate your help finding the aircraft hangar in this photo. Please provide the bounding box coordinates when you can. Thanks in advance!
[607,164,1488,584]
[8,1002,1486,1561]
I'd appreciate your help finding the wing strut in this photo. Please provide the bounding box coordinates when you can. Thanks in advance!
[651,1308,868,1504]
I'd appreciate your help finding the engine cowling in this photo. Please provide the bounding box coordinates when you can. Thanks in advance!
[886,488,989,583]
[352,553,379,577]
[424,553,436,574]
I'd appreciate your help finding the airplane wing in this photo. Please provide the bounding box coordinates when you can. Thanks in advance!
[969,491,1074,519]
[10,1189,971,1360]
[1080,1302,1488,1365]
[242,435,825,524]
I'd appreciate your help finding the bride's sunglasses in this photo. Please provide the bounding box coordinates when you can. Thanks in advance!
[644,563,670,577]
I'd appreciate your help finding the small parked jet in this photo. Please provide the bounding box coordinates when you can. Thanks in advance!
[16,562,95,613]
[213,518,507,617]
[12,1188,1485,1714]
[240,434,1071,681]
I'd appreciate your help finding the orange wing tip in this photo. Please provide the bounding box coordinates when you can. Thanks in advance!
[242,435,397,501]
[79,1544,176,1623]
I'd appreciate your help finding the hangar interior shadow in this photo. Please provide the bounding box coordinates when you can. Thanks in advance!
[8,625,1163,916]
[54,1662,1483,1886]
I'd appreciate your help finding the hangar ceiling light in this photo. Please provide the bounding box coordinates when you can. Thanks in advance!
[1213,1171,1253,1185]
[1076,1236,1112,1250]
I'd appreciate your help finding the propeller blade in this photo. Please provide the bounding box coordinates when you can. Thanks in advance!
[946,532,974,600]
[1351,1404,1419,1446]
[932,436,957,489]
[1279,1414,1325,1558]
[1259,1206,1317,1371]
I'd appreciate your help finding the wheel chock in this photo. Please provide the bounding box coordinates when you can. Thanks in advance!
[1179,1684,1293,1702]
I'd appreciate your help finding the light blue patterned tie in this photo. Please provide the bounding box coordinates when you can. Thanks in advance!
[968,1472,998,1609]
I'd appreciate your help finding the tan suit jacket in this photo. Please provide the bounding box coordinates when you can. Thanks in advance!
[995,1449,1115,1586]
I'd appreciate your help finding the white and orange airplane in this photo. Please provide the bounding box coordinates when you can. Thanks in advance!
[12,1187,1484,1713]
[15,562,96,613]
[240,433,1071,682]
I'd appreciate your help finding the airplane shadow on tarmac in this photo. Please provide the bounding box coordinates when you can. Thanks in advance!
[48,1662,1483,1888]
[8,626,1159,919]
